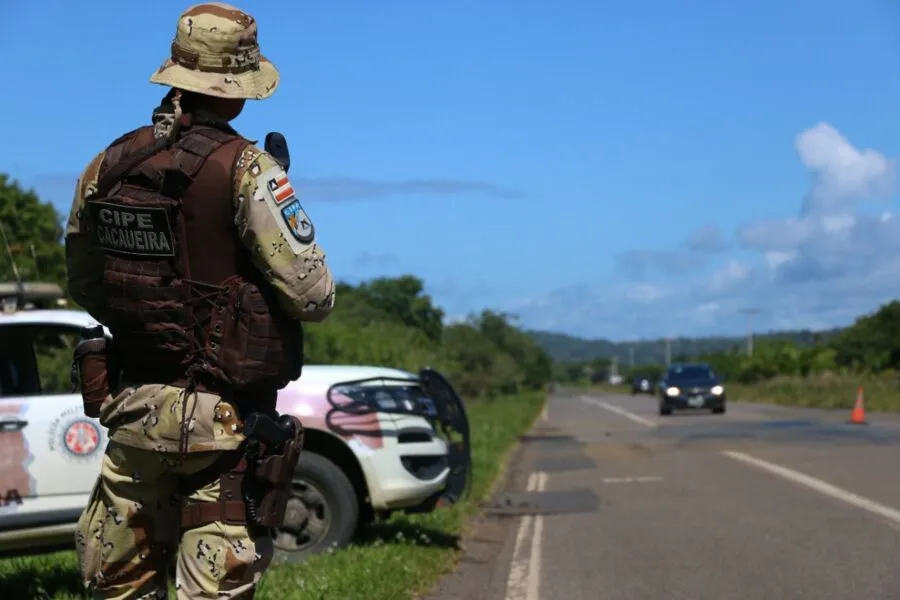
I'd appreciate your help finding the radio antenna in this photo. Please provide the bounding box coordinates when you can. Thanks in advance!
[29,243,41,279]
[0,222,25,309]
[0,222,22,285]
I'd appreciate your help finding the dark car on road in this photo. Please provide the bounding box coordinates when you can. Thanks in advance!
[658,363,726,416]
[631,376,655,395]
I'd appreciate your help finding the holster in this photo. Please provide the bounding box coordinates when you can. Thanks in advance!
[252,416,304,527]
[71,338,111,419]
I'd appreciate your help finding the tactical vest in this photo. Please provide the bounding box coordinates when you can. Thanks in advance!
[81,117,303,397]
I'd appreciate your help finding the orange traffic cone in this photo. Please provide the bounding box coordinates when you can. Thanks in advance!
[848,386,867,425]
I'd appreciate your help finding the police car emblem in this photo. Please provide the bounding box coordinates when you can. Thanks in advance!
[281,200,315,244]
[64,420,100,457]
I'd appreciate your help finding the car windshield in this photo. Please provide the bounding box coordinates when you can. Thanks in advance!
[667,365,714,381]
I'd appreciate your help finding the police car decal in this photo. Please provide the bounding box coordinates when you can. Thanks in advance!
[48,406,105,464]
[0,402,33,508]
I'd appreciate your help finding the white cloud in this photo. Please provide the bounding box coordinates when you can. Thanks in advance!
[764,251,795,272]
[621,282,670,303]
[795,122,894,216]
[615,225,728,276]
[507,122,900,340]
[708,260,751,294]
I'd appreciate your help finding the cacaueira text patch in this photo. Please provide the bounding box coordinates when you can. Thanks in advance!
[86,201,176,258]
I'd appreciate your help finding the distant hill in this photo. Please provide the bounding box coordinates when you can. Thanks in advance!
[528,327,845,365]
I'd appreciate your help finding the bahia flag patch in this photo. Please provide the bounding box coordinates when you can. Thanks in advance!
[267,173,295,205]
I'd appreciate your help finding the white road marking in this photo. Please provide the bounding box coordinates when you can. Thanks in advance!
[505,472,538,599]
[505,471,547,600]
[527,472,546,600]
[581,396,658,428]
[723,450,900,527]
[601,476,664,484]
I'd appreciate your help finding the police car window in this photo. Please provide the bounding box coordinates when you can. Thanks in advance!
[0,326,38,396]
[0,325,80,396]
[32,326,80,394]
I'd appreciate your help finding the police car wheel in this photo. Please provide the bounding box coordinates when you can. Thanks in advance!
[272,452,359,563]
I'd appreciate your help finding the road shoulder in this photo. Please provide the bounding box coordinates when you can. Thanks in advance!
[423,409,553,599]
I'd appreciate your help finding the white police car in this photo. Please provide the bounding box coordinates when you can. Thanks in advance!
[0,284,471,562]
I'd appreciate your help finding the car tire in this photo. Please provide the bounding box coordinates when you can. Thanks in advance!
[712,405,726,415]
[659,405,672,416]
[272,451,360,564]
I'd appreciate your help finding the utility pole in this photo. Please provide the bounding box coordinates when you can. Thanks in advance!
[739,308,760,357]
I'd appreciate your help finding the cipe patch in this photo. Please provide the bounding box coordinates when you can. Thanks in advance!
[48,407,105,462]
[87,201,175,258]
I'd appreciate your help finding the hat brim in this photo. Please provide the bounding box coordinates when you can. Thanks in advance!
[149,56,279,100]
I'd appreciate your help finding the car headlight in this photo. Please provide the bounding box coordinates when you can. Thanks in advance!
[711,385,724,395]
[665,386,680,397]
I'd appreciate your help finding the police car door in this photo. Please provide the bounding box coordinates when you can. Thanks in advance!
[0,322,106,518]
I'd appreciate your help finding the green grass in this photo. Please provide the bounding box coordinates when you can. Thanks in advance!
[0,392,546,600]
[726,374,900,412]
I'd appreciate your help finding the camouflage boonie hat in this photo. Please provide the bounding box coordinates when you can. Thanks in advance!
[150,2,279,100]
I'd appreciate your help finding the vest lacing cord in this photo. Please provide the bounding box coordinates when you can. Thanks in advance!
[177,279,230,457]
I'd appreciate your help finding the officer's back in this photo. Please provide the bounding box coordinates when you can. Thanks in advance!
[64,3,334,598]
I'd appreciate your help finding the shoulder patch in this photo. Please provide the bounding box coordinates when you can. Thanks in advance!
[267,173,296,205]
[281,199,315,244]
[255,164,315,249]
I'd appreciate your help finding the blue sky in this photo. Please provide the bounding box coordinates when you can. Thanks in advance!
[4,0,900,341]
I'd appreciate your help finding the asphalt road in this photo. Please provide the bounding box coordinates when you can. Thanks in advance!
[427,391,900,600]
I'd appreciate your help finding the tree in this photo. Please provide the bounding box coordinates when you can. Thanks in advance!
[0,174,67,287]
[355,275,445,342]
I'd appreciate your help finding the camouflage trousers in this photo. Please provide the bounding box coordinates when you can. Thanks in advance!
[75,440,273,599]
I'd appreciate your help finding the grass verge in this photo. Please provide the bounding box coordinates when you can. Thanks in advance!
[726,374,900,412]
[584,375,900,413]
[0,392,546,600]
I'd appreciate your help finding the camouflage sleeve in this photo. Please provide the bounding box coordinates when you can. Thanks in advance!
[232,145,336,322]
[64,151,108,318]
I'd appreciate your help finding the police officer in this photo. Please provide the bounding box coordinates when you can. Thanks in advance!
[64,3,335,598]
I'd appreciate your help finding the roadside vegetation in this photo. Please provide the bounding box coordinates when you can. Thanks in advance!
[0,175,552,598]
[552,299,900,413]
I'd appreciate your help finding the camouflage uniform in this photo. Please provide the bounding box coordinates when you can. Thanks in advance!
[65,4,335,598]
